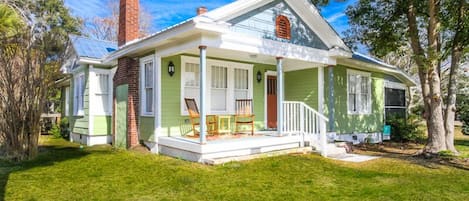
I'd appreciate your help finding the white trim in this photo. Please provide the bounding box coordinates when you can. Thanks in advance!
[65,87,70,117]
[90,68,114,116]
[346,69,372,115]
[88,65,95,136]
[73,72,85,116]
[154,53,162,152]
[180,56,254,116]
[318,66,324,114]
[264,71,277,129]
[140,55,156,116]
[385,81,407,90]
[339,58,417,86]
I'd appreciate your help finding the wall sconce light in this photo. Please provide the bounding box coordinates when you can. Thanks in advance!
[168,61,175,77]
[256,71,262,83]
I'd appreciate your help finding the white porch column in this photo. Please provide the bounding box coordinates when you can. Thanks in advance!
[199,45,207,144]
[318,66,324,114]
[276,57,284,135]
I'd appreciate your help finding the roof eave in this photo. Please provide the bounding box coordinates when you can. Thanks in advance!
[339,58,417,87]
[104,20,199,63]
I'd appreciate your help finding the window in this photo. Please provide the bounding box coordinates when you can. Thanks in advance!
[183,62,200,110]
[347,70,371,114]
[211,65,227,112]
[385,82,407,119]
[96,73,110,114]
[234,68,249,99]
[181,56,253,115]
[65,87,70,116]
[73,73,85,116]
[141,57,154,115]
[276,15,291,40]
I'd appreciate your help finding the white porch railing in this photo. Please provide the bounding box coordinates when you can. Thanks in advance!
[282,101,329,156]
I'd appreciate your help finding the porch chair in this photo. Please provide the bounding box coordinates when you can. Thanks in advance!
[184,98,217,136]
[234,99,255,135]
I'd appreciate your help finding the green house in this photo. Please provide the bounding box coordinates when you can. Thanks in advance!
[60,0,416,162]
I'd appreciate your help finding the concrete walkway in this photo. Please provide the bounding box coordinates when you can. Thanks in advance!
[328,153,380,162]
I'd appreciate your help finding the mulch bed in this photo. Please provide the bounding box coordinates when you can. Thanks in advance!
[353,142,469,170]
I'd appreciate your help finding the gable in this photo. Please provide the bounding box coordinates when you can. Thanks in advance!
[227,0,328,50]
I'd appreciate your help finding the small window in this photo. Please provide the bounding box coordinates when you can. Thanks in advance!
[347,70,371,114]
[142,60,154,115]
[211,65,227,112]
[276,15,291,40]
[73,73,85,116]
[96,73,110,114]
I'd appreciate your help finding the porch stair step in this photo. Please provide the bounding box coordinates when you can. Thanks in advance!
[310,143,347,156]
[202,147,312,165]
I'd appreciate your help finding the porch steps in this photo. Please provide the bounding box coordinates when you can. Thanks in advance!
[202,147,312,165]
[310,143,348,156]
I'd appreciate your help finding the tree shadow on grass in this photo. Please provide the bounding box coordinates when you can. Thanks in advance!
[353,142,469,171]
[0,140,92,201]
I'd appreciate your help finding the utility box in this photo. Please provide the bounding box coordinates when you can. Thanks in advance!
[383,125,391,140]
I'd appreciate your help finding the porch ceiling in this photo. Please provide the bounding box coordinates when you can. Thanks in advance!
[169,46,327,72]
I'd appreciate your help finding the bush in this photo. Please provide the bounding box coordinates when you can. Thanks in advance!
[457,95,469,135]
[50,124,61,139]
[386,114,425,143]
[59,117,70,139]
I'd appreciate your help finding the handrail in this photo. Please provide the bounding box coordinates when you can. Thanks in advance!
[282,101,329,157]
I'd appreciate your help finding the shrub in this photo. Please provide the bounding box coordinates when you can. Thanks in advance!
[386,114,425,143]
[50,125,61,139]
[457,95,469,135]
[59,117,70,139]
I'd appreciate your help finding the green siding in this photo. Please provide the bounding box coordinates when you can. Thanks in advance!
[253,64,277,128]
[93,116,111,135]
[70,66,89,135]
[160,55,276,137]
[285,68,318,110]
[326,65,385,134]
[115,84,128,148]
[161,56,182,137]
[140,117,155,141]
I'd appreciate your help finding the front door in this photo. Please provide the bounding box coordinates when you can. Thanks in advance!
[267,76,277,129]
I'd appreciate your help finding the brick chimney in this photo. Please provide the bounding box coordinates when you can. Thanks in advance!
[118,0,140,47]
[197,7,208,15]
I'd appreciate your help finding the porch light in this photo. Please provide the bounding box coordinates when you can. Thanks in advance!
[256,71,262,83]
[168,61,175,77]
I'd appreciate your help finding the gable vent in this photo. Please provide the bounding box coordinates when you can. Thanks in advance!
[275,15,291,40]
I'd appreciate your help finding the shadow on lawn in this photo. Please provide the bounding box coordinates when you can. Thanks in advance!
[354,140,469,171]
[0,141,91,201]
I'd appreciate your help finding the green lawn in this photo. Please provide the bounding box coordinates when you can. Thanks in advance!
[1,136,468,201]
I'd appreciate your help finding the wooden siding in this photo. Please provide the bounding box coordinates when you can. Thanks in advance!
[324,65,385,134]
[93,116,111,135]
[228,0,328,50]
[284,68,319,111]
[70,66,89,135]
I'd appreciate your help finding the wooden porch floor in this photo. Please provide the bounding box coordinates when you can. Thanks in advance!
[158,132,307,163]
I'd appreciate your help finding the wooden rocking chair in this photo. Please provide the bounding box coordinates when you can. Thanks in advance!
[184,98,217,136]
[234,99,255,135]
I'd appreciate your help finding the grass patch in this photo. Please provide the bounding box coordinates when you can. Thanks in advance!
[1,136,469,201]
[455,127,469,158]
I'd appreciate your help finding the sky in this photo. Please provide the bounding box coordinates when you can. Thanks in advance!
[64,0,357,41]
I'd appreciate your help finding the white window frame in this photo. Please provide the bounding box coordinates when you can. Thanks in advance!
[140,55,155,116]
[90,68,114,116]
[65,86,70,116]
[73,72,85,116]
[180,56,253,115]
[347,69,372,115]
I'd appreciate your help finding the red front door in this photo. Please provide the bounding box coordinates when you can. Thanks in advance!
[267,76,277,129]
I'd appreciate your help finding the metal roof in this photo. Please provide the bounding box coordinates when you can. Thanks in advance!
[69,35,117,59]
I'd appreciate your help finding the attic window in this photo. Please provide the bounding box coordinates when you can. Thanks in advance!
[276,15,291,40]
